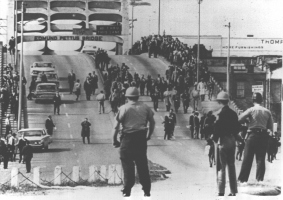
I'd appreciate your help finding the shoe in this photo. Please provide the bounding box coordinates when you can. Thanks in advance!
[26,171,30,173]
[121,188,131,197]
[228,193,236,196]
[144,192,151,197]
[99,112,101,114]
[218,193,224,196]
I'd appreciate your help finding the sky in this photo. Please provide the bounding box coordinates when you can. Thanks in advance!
[0,0,282,47]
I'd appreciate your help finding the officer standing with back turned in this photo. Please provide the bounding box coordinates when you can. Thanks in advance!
[112,87,155,197]
[238,92,273,183]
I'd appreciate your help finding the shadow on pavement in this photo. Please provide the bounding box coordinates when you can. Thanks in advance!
[33,148,71,153]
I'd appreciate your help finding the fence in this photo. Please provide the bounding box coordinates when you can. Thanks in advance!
[0,164,123,188]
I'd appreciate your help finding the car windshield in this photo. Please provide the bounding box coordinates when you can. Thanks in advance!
[33,70,54,74]
[37,85,56,91]
[21,130,42,137]
[34,63,52,67]
[46,74,57,79]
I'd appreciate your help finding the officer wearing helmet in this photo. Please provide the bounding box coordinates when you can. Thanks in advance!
[212,91,240,196]
[112,87,155,197]
[238,92,273,183]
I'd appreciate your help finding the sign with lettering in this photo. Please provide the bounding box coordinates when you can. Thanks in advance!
[96,25,121,35]
[252,85,263,95]
[73,28,93,35]
[231,64,247,73]
[22,35,124,44]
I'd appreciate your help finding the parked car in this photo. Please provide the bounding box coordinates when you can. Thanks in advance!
[17,128,52,150]
[30,62,56,76]
[32,72,60,89]
[34,82,58,103]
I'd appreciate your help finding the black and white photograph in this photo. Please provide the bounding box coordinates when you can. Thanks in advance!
[0,0,282,199]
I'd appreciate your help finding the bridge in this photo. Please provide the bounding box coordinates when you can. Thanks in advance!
[7,0,129,54]
[0,0,281,198]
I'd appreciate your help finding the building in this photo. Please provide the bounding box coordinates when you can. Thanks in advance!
[204,56,282,133]
[175,35,283,57]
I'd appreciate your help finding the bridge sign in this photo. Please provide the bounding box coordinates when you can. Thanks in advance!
[96,25,121,35]
[73,28,93,36]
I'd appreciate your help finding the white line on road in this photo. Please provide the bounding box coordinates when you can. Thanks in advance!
[70,134,73,139]
[61,94,64,97]
[68,123,71,128]
[73,144,75,147]
[63,104,66,108]
[66,113,69,117]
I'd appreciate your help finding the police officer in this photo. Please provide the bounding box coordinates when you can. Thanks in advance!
[112,87,155,197]
[212,91,240,196]
[238,92,273,183]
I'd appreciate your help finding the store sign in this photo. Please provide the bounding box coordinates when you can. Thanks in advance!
[96,25,121,35]
[252,85,263,95]
[231,64,247,73]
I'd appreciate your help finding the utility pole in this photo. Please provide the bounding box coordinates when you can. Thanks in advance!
[225,22,231,95]
[131,4,134,48]
[15,0,18,67]
[197,0,202,83]
[18,1,24,130]
[158,0,160,35]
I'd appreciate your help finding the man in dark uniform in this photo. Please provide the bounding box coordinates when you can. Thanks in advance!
[53,92,61,115]
[212,91,240,196]
[68,70,76,94]
[193,112,200,139]
[112,87,155,197]
[189,111,195,138]
[238,92,273,183]
[45,115,55,136]
[81,118,91,144]
[22,140,33,173]
[151,90,159,112]
[0,135,9,169]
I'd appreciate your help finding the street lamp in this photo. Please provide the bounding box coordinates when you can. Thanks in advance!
[158,0,160,35]
[18,1,25,130]
[15,0,18,67]
[196,0,203,84]
[225,22,231,95]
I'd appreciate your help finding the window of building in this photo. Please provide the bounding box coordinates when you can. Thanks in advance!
[220,82,227,91]
[237,82,245,98]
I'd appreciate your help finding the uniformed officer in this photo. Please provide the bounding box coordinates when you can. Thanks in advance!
[212,91,240,196]
[112,87,155,197]
[238,92,273,183]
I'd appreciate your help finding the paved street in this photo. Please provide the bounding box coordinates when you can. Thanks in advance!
[0,53,280,198]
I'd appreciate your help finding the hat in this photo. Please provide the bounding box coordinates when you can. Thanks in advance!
[125,87,139,97]
[216,91,229,101]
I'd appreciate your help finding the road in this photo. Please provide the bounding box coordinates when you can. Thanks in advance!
[1,53,280,198]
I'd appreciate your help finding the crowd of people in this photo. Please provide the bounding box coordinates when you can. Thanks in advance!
[0,61,31,172]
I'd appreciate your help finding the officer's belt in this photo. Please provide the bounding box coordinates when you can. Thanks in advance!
[249,128,267,133]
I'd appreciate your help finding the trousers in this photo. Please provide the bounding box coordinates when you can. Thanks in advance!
[238,132,269,182]
[216,135,237,194]
[120,131,150,193]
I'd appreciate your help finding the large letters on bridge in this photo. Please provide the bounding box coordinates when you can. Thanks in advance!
[34,36,103,41]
